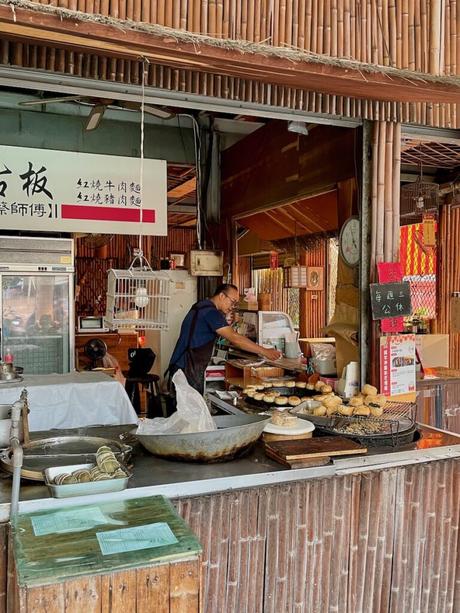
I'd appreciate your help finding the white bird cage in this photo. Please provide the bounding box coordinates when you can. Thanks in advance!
[105,267,171,331]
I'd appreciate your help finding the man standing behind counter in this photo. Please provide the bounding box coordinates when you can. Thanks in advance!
[168,283,282,394]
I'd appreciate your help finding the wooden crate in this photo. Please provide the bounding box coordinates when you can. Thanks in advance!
[8,496,201,613]
[225,361,284,388]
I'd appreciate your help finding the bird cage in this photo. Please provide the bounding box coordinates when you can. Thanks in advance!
[105,266,171,331]
[400,175,439,224]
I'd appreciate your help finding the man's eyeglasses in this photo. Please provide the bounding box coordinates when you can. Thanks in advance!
[222,292,239,308]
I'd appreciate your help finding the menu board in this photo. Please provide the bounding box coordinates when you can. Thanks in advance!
[370,282,412,320]
[380,334,416,397]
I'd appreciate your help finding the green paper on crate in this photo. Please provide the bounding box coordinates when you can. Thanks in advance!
[96,522,178,555]
[31,506,108,536]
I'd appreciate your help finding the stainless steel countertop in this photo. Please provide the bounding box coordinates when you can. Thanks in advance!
[1,410,459,521]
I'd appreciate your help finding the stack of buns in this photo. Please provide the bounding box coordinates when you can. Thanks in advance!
[301,381,387,418]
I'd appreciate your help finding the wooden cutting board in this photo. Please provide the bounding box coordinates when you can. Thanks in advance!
[264,446,331,468]
[265,436,367,462]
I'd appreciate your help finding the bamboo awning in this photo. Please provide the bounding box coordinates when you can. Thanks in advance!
[0,0,459,105]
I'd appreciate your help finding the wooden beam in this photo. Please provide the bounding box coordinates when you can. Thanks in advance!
[238,191,339,240]
[0,4,459,104]
[167,177,197,199]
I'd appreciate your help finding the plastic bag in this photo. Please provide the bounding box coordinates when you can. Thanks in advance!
[310,343,336,361]
[136,369,216,435]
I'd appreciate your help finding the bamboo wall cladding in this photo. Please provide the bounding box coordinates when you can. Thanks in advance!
[27,0,459,77]
[433,204,460,369]
[370,121,402,280]
[173,459,460,613]
[1,0,460,128]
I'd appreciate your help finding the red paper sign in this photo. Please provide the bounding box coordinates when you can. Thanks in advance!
[269,252,279,270]
[377,262,404,332]
[377,262,403,284]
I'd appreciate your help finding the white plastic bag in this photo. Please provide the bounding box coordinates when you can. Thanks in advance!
[136,369,216,435]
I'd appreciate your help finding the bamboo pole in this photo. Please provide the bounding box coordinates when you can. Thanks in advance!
[132,0,140,23]
[331,0,337,56]
[305,0,312,50]
[337,0,343,57]
[370,0,378,64]
[383,122,394,261]
[344,0,351,59]
[243,0,251,42]
[392,123,401,261]
[323,0,330,56]
[376,122,386,265]
[429,0,442,73]
[408,0,415,70]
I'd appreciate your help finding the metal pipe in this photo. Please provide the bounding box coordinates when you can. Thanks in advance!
[9,399,24,517]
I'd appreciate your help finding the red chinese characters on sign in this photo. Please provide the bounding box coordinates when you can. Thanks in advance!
[377,262,404,333]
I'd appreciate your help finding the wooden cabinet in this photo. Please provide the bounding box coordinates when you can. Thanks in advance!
[75,332,138,372]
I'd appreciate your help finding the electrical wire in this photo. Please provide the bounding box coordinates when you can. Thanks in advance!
[178,112,203,249]
[138,58,147,257]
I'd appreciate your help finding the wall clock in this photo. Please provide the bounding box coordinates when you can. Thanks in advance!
[339,216,360,268]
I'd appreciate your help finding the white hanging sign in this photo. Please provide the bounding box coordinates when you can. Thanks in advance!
[0,145,167,235]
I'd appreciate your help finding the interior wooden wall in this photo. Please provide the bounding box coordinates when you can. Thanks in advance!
[433,203,460,369]
[75,228,196,316]
[221,123,356,220]
[2,0,458,127]
[300,239,328,339]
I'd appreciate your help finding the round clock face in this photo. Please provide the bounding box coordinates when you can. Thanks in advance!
[339,217,360,267]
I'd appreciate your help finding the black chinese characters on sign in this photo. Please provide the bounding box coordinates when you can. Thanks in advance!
[0,162,56,219]
[370,282,412,320]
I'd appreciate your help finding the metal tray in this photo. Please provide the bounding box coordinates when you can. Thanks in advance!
[0,436,132,481]
[44,463,131,498]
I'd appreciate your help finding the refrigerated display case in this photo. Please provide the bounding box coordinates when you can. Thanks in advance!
[0,236,74,374]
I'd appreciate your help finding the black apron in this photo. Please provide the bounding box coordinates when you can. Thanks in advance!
[167,302,217,396]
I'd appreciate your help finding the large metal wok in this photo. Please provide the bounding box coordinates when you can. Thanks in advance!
[134,414,270,463]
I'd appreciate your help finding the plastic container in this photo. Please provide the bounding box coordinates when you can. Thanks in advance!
[44,463,131,498]
[312,358,337,376]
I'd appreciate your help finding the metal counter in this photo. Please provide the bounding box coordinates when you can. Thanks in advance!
[0,401,459,521]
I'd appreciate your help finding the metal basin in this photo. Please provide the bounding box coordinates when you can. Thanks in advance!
[0,436,132,481]
[133,414,270,463]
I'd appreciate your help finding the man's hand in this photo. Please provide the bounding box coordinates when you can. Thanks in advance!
[261,347,282,361]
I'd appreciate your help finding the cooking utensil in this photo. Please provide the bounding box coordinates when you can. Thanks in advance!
[134,414,270,463]
[265,436,367,462]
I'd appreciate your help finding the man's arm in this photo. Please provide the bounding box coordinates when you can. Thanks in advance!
[216,326,282,361]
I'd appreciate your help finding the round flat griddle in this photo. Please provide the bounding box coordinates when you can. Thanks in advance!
[0,436,132,481]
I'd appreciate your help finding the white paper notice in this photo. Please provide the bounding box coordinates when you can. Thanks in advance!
[96,522,178,556]
[31,506,108,536]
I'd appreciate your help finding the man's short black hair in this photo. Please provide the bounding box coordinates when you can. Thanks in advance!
[213,283,238,297]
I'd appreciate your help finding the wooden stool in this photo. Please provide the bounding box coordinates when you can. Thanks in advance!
[123,372,163,418]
